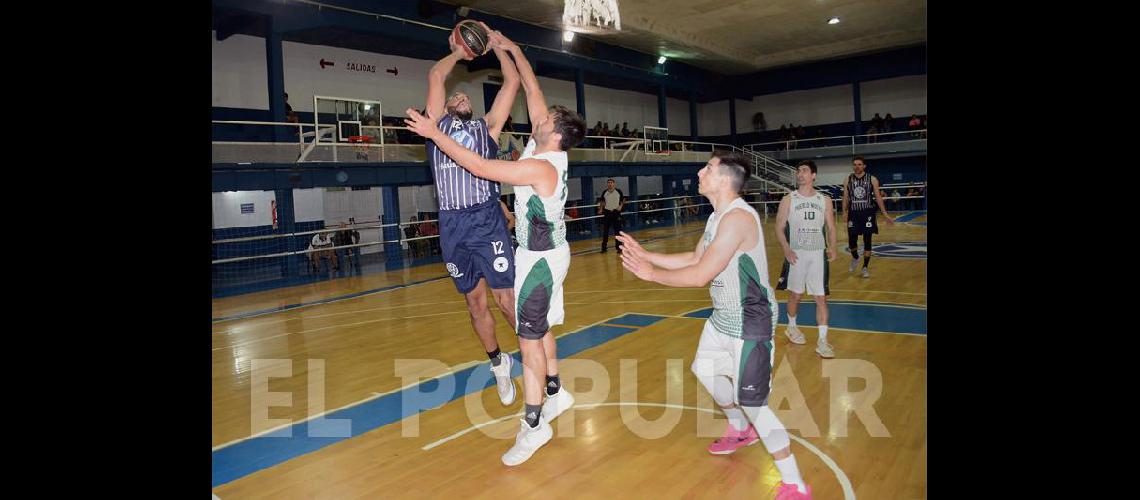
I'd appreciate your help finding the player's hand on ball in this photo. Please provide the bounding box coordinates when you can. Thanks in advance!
[449,37,472,60]
[784,248,798,265]
[621,248,655,282]
[404,108,439,139]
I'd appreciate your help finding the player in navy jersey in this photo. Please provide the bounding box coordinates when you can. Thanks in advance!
[423,22,523,406]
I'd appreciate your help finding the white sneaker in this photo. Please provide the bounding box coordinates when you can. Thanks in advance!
[501,416,553,466]
[784,325,807,345]
[490,353,516,406]
[849,257,859,273]
[542,388,575,422]
[816,342,835,359]
[861,267,870,279]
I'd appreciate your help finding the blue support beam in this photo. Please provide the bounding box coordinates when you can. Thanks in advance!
[381,186,403,270]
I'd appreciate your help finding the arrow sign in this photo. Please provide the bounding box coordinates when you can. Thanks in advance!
[386,67,398,76]
[320,58,334,69]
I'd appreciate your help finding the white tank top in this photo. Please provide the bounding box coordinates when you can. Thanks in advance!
[704,198,777,339]
[513,139,569,251]
[788,190,828,251]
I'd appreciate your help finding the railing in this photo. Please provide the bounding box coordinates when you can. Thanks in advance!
[744,129,928,161]
[212,120,744,164]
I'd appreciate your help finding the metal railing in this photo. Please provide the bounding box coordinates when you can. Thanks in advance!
[744,129,928,161]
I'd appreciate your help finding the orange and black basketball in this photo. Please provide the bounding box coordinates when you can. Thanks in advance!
[452,20,490,58]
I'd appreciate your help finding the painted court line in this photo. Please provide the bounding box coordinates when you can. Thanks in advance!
[420,402,855,500]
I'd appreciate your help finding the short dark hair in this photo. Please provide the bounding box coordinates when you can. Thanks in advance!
[796,159,817,174]
[711,150,749,194]
[607,178,615,182]
[549,105,586,151]
[852,156,865,164]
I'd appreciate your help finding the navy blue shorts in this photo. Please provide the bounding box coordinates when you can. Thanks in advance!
[438,199,516,294]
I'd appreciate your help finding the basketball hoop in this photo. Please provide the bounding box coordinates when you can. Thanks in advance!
[563,0,621,34]
[348,135,373,161]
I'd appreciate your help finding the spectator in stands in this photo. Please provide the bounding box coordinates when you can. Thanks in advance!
[498,115,524,160]
[309,230,337,275]
[404,216,423,259]
[621,122,630,137]
[419,217,440,255]
[867,123,880,143]
[284,93,298,124]
[909,114,922,138]
[592,121,602,135]
[779,124,788,142]
[883,113,894,135]
[335,221,361,274]
[889,189,902,211]
[871,113,885,132]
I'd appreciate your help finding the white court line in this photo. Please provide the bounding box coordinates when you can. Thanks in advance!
[420,402,855,500]
[212,314,622,452]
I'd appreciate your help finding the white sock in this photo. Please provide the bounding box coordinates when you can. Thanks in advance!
[774,455,807,493]
[722,407,749,431]
[818,325,828,344]
[788,315,797,327]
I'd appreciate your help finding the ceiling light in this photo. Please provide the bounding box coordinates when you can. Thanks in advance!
[563,30,575,42]
[828,17,840,25]
[657,56,667,64]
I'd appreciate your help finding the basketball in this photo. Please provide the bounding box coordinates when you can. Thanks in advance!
[452,20,490,58]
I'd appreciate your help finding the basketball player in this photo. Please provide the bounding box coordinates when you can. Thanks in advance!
[775,160,838,359]
[842,156,894,278]
[406,29,587,467]
[617,152,813,499]
[424,22,521,406]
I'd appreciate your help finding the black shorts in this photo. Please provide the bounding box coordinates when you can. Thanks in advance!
[438,199,516,294]
[847,209,879,236]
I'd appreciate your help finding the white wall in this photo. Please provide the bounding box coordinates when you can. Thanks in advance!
[666,98,692,137]
[212,190,277,229]
[860,75,927,120]
[212,32,268,109]
[397,185,440,222]
[583,84,658,132]
[698,100,731,137]
[292,188,325,223]
[636,176,664,196]
[589,176,663,197]
[281,41,484,116]
[736,85,854,130]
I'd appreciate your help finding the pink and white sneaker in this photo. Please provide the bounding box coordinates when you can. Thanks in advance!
[707,424,759,455]
[775,482,812,500]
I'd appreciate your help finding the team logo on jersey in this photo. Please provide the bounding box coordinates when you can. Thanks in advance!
[872,241,927,259]
[493,256,509,272]
[853,185,867,198]
[449,129,476,150]
[446,262,464,278]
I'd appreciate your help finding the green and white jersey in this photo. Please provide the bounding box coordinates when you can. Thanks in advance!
[788,190,828,251]
[513,139,569,251]
[704,198,778,340]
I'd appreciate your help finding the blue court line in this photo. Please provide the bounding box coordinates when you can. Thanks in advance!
[606,313,667,328]
[212,227,706,324]
[683,301,927,335]
[212,322,637,487]
[894,211,927,223]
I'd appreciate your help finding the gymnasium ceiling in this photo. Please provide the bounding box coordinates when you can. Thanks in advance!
[437,0,928,75]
